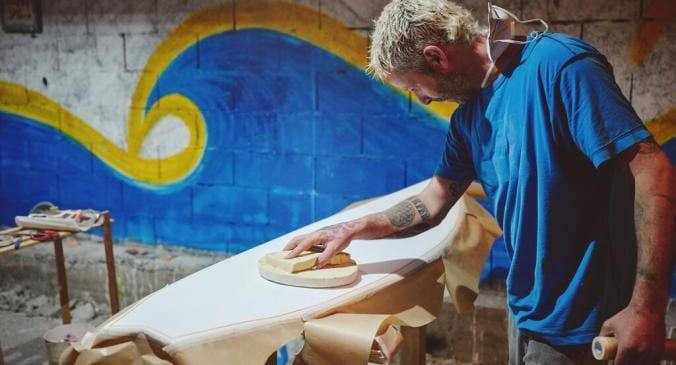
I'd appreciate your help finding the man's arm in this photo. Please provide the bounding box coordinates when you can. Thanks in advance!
[601,138,675,365]
[283,176,472,267]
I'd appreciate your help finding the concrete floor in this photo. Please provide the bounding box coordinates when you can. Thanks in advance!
[1,310,61,365]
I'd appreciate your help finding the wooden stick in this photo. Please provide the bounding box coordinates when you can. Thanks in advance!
[592,336,676,360]
[101,212,120,314]
[53,237,71,324]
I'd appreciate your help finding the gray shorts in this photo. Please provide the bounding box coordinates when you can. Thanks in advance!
[508,314,606,365]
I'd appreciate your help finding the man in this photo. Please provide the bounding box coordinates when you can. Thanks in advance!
[284,1,674,364]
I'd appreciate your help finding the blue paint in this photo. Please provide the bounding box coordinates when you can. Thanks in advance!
[315,156,406,199]
[234,152,314,191]
[315,113,362,156]
[1,28,597,290]
[268,190,314,230]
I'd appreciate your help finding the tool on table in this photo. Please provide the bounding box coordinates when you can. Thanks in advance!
[592,336,676,361]
[30,230,60,242]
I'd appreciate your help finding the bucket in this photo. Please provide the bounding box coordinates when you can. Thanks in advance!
[43,323,95,365]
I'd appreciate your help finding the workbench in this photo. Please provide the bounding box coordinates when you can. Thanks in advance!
[0,211,120,364]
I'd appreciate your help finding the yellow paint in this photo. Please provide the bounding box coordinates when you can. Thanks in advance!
[645,107,676,145]
[0,81,207,185]
[629,0,676,67]
[0,0,456,186]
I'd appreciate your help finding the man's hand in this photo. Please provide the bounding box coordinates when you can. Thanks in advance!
[604,137,675,365]
[600,302,665,364]
[283,222,361,268]
[283,177,472,268]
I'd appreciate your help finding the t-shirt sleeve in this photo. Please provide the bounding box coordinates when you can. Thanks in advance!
[557,55,651,167]
[434,112,477,181]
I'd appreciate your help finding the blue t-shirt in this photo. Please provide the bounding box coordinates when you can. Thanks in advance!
[435,33,651,345]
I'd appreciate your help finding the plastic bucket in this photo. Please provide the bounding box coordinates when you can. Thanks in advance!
[43,323,95,365]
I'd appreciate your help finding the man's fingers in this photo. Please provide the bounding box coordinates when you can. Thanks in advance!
[283,235,304,251]
[315,242,340,268]
[599,320,614,336]
[286,233,324,258]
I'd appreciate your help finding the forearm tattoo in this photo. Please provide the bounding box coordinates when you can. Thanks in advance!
[386,200,416,227]
[385,197,431,228]
[386,222,434,238]
[409,197,431,221]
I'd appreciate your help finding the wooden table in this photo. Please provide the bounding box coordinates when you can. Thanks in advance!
[0,211,120,323]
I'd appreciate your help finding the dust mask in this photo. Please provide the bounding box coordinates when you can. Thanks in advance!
[480,3,549,88]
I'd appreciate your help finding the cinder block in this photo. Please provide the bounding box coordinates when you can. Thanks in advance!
[548,23,582,38]
[234,152,314,191]
[1,170,59,204]
[57,35,125,76]
[196,148,234,186]
[310,45,354,73]
[279,33,314,72]
[195,69,312,113]
[155,218,229,251]
[27,133,65,173]
[582,21,638,100]
[363,116,446,160]
[315,156,406,198]
[198,29,280,72]
[227,112,277,152]
[1,36,59,95]
[314,112,362,156]
[123,32,166,72]
[316,70,409,114]
[457,0,522,27]
[192,185,268,224]
[522,0,640,22]
[630,21,675,122]
[122,184,192,219]
[0,136,30,169]
[405,156,439,186]
[86,0,157,35]
[227,224,285,253]
[269,190,313,229]
[0,34,59,74]
[276,112,315,155]
[124,215,157,243]
[235,0,318,34]
[42,0,88,35]
[83,104,132,148]
[58,172,124,214]
[313,193,355,220]
[153,0,213,36]
[319,0,390,29]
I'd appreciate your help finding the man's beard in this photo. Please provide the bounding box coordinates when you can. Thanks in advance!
[432,71,480,104]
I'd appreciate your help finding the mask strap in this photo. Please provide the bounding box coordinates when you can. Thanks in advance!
[489,4,549,44]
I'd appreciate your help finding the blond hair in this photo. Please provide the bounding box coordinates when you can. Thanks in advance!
[368,0,482,79]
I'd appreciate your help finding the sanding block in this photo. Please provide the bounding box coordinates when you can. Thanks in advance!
[258,251,359,288]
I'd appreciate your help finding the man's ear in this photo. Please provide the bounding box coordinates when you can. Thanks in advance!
[422,45,451,72]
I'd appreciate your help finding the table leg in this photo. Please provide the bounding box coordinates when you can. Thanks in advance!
[54,237,71,324]
[102,212,120,314]
[401,325,426,365]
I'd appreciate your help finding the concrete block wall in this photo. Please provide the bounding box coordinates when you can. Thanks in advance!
[0,0,674,294]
